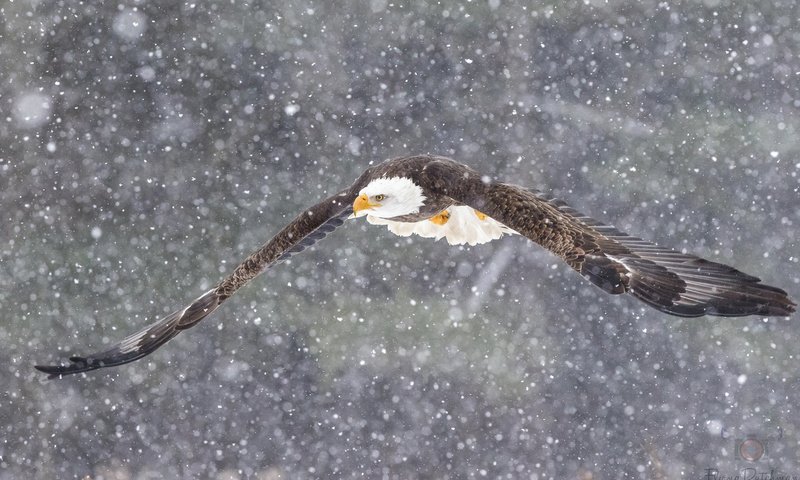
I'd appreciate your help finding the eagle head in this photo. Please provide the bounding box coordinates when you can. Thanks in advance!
[353,176,426,219]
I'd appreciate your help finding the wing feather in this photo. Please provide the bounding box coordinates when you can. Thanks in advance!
[35,289,218,378]
[422,159,795,317]
[544,189,794,316]
[35,189,361,378]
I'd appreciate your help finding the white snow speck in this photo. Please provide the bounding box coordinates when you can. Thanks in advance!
[113,10,147,41]
[706,419,723,435]
[284,104,300,116]
[706,420,722,435]
[347,136,362,156]
[13,92,51,128]
[769,151,779,158]
[137,66,156,82]
[624,405,635,416]
[737,374,747,385]
[91,227,102,239]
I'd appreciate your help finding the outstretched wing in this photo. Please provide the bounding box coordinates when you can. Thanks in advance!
[35,184,365,378]
[528,191,796,317]
[423,158,796,317]
[34,289,220,378]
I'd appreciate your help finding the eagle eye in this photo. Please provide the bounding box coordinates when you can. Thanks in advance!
[373,194,386,202]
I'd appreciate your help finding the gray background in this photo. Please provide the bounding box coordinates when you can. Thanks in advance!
[2,0,798,478]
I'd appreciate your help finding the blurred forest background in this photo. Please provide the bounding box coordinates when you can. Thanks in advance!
[2,0,798,478]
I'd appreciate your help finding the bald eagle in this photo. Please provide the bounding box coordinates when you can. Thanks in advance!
[36,155,796,378]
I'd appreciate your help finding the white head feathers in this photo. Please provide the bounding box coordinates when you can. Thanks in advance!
[356,176,426,218]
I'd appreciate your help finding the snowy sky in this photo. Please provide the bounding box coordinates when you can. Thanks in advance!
[1,1,798,478]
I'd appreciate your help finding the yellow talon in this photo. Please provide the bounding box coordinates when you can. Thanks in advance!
[429,210,451,225]
[474,210,487,221]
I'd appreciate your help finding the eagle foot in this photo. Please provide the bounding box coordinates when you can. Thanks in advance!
[429,210,451,225]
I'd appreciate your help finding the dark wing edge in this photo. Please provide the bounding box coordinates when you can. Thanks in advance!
[542,195,796,317]
[35,187,362,379]
[274,207,353,264]
[423,159,795,318]
[34,289,220,379]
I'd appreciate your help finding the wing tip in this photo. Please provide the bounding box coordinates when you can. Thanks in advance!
[595,251,797,318]
[639,287,796,318]
[34,356,95,379]
[683,304,794,318]
[757,297,796,317]
[700,284,796,318]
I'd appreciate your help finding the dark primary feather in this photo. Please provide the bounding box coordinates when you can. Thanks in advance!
[34,289,220,379]
[274,208,352,264]
[35,190,361,378]
[543,195,795,317]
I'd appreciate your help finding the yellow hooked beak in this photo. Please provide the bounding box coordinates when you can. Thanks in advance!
[353,193,380,216]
